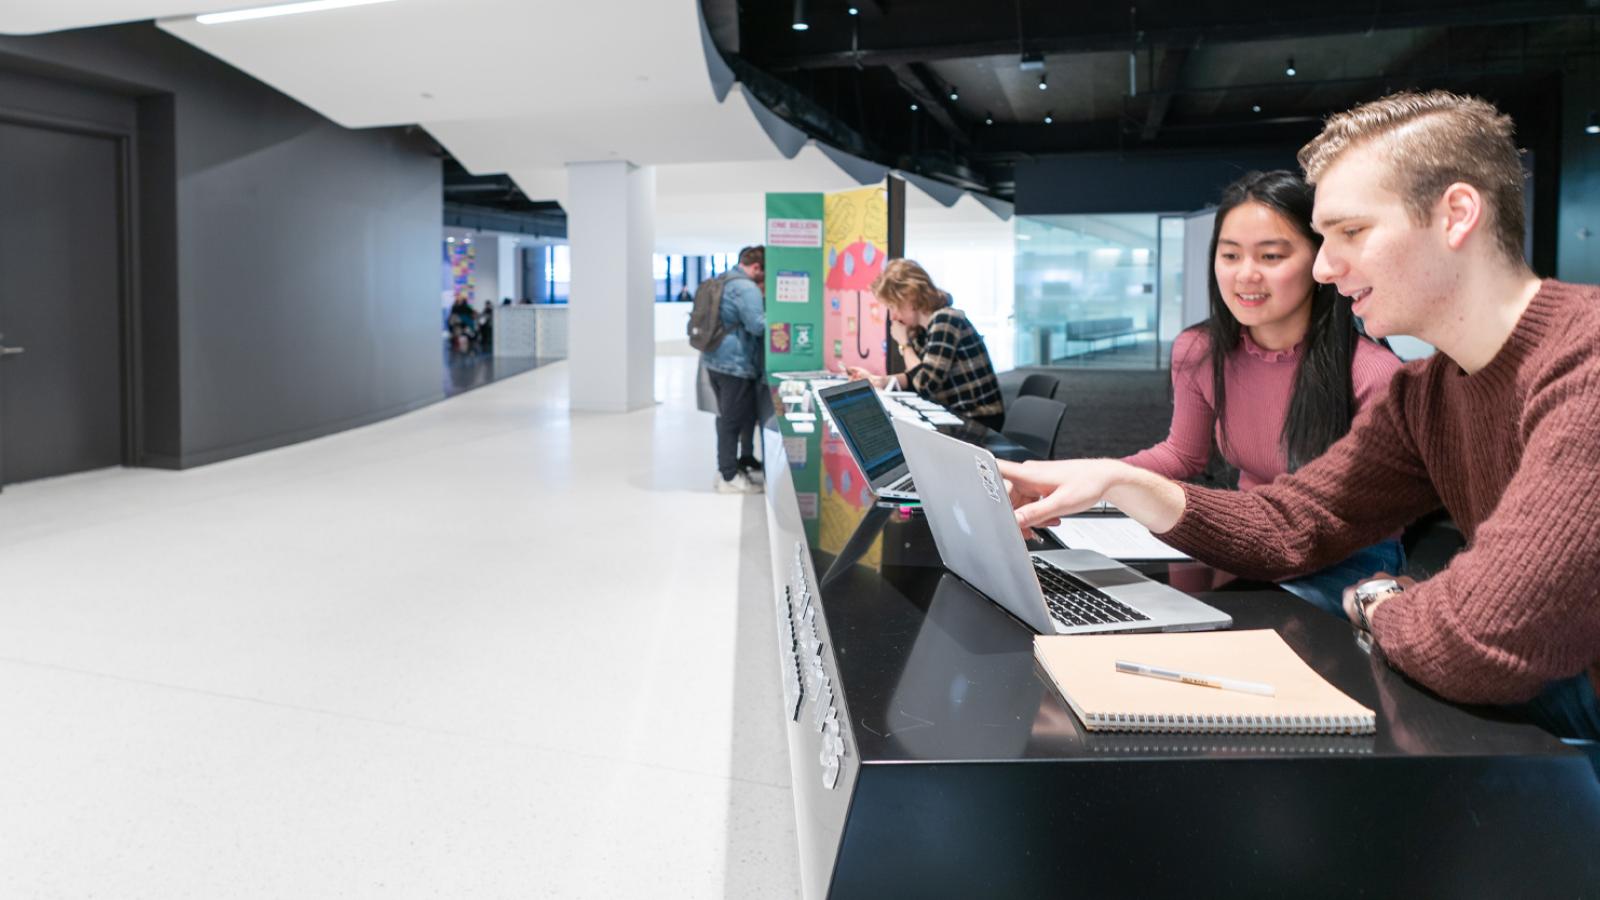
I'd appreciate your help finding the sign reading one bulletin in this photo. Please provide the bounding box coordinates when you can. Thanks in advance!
[763,193,825,374]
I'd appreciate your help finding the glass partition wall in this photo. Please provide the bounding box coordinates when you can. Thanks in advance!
[1014,214,1181,370]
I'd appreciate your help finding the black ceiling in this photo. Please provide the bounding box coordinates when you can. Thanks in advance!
[441,156,567,235]
[711,0,1600,199]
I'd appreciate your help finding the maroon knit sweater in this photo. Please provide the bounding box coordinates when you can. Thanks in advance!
[1162,280,1600,706]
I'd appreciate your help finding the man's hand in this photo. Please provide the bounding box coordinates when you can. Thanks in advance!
[997,459,1187,537]
[843,366,891,390]
[889,320,910,346]
[997,459,1120,529]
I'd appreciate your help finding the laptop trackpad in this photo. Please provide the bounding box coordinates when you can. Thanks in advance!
[1074,565,1147,589]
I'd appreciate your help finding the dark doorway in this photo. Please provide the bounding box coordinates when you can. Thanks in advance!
[0,120,127,486]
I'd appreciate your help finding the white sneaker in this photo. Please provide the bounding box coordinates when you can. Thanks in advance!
[741,464,765,486]
[715,472,761,494]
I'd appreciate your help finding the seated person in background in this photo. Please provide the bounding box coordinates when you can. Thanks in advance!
[1122,170,1403,616]
[447,296,478,351]
[1000,91,1600,741]
[847,259,1005,431]
[479,301,495,347]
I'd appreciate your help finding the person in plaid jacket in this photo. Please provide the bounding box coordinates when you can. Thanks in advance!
[846,259,1005,431]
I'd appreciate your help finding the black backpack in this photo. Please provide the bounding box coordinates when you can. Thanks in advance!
[687,270,751,352]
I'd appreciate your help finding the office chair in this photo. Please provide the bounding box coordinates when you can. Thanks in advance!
[1017,373,1061,401]
[1002,396,1067,460]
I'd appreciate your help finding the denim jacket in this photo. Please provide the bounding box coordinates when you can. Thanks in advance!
[701,273,766,379]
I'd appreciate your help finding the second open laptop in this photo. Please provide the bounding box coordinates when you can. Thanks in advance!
[815,379,919,501]
[892,419,1232,636]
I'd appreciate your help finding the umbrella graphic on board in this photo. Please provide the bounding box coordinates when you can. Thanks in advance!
[825,239,886,364]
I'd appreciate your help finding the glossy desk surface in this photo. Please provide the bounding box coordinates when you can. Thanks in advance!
[763,383,1600,898]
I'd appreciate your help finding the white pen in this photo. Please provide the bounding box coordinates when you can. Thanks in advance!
[1115,659,1276,697]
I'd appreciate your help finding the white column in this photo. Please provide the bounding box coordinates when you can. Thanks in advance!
[566,160,656,412]
[494,235,518,305]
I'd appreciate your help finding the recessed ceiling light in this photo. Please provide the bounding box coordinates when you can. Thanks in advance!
[1587,111,1600,135]
[948,85,959,101]
[1044,112,1054,124]
[847,5,859,14]
[196,0,399,25]
[984,112,994,125]
[1252,104,1261,113]
[1038,73,1048,91]
[910,102,919,111]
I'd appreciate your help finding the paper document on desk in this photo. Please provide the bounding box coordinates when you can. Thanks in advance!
[1047,517,1191,561]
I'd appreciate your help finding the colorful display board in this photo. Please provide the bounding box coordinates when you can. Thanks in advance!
[763,193,826,374]
[446,240,476,304]
[823,186,890,376]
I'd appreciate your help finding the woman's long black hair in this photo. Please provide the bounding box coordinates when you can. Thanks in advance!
[1197,170,1359,471]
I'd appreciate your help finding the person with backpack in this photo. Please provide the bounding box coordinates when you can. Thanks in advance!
[694,245,766,493]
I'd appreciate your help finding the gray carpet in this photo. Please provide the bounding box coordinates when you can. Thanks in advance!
[997,366,1239,489]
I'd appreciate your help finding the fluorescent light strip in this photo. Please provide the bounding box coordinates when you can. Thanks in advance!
[197,0,399,25]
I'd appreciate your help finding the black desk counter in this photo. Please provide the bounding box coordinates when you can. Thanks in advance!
[760,396,1600,899]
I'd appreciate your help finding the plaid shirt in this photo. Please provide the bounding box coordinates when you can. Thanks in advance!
[907,308,1004,420]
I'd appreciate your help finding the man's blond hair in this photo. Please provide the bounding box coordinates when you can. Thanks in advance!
[1297,90,1526,264]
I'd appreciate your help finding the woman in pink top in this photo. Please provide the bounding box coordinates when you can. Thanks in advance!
[1123,170,1403,615]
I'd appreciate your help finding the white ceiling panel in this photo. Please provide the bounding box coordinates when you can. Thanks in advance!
[13,1,1007,256]
[158,0,718,130]
[0,1,245,34]
[426,86,787,175]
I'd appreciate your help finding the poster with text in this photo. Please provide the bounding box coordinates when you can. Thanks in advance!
[764,193,825,374]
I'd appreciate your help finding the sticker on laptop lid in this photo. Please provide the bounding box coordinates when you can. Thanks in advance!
[975,456,1004,503]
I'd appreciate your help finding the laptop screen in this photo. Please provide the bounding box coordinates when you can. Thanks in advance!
[820,382,905,483]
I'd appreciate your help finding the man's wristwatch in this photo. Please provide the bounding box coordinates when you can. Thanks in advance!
[1352,578,1403,631]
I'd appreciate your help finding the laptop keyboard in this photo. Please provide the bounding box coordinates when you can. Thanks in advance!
[1031,558,1150,627]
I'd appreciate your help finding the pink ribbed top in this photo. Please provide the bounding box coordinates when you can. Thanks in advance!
[1124,328,1403,489]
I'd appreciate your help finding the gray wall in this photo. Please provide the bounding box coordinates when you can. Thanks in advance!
[0,24,442,469]
[1014,147,1300,215]
[1559,63,1600,285]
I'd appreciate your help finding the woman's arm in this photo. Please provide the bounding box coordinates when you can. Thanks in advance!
[1123,331,1215,480]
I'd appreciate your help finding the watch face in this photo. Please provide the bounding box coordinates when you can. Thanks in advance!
[1356,579,1400,602]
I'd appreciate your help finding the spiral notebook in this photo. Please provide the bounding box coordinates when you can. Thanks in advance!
[1034,629,1376,735]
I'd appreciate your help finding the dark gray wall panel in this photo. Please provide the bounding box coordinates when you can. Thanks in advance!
[0,24,442,469]
[1014,147,1298,215]
[136,93,180,463]
[177,123,441,460]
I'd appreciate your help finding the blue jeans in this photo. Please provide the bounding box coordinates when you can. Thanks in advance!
[1279,539,1406,620]
[1515,673,1600,741]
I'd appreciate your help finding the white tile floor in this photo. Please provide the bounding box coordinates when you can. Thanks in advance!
[0,350,799,899]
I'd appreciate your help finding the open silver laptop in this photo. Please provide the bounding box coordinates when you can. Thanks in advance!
[815,380,918,501]
[892,419,1232,635]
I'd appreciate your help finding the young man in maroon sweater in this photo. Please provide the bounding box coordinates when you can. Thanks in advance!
[1000,91,1600,741]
